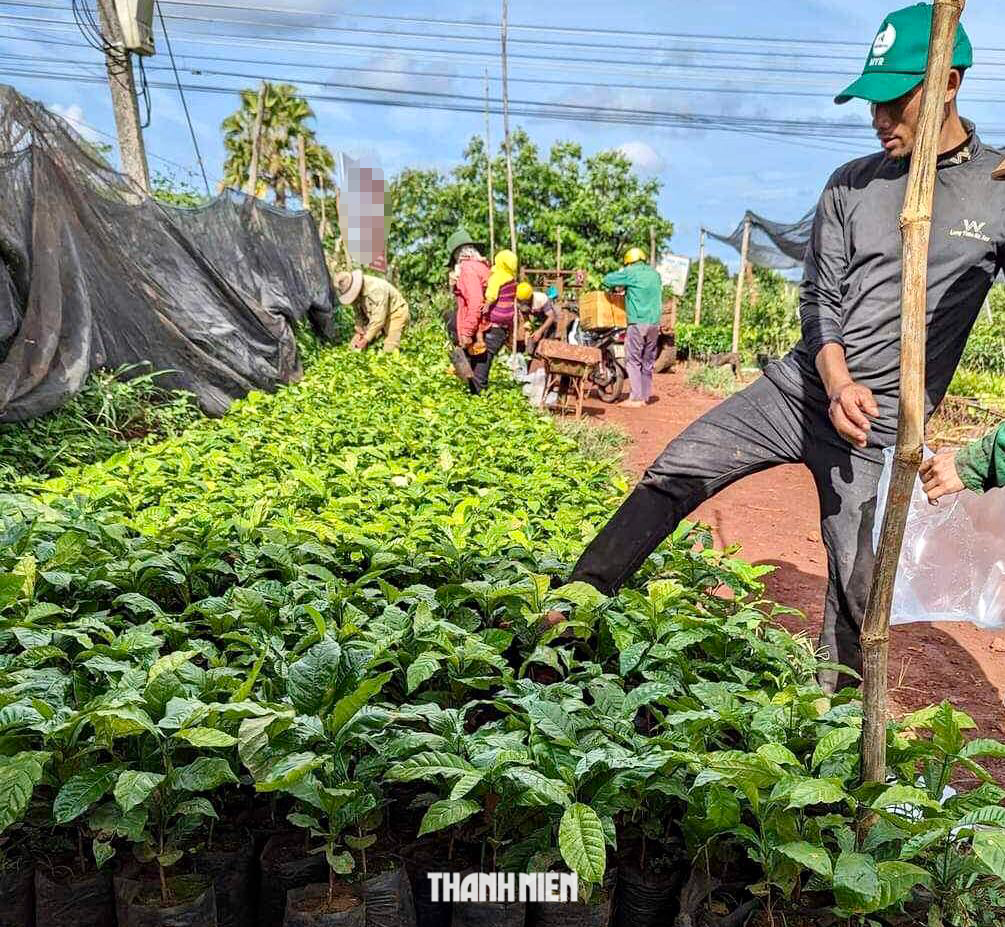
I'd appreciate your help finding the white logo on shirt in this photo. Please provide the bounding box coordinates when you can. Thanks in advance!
[949,219,992,243]
[872,24,896,56]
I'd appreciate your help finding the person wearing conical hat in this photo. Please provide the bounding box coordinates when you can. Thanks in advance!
[333,269,410,353]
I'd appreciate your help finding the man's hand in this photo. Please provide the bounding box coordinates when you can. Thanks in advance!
[919,450,966,505]
[827,381,879,448]
[350,334,368,352]
[458,333,473,348]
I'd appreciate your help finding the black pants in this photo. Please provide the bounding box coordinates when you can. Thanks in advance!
[570,375,884,691]
[470,326,509,394]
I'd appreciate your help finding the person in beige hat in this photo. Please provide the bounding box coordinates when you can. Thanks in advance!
[334,269,410,353]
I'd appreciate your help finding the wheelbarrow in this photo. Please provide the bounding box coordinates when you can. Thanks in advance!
[534,339,603,419]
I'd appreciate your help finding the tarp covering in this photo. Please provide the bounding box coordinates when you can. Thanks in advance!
[707,208,815,270]
[0,84,334,422]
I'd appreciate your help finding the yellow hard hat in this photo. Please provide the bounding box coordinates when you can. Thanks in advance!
[624,247,647,265]
[516,282,533,303]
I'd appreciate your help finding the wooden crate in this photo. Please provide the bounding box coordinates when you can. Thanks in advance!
[578,291,627,330]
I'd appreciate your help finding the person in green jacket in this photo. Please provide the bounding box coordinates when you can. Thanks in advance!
[602,247,663,407]
[920,422,1005,503]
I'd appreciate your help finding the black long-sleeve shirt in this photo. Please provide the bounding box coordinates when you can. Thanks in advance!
[765,123,1005,444]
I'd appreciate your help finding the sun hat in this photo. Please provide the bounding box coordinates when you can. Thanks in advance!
[334,269,364,306]
[835,3,972,105]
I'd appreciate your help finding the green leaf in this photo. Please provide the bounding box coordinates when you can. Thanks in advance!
[961,739,1005,760]
[812,727,860,769]
[552,582,607,610]
[618,642,647,676]
[113,770,164,812]
[623,681,675,716]
[287,637,342,715]
[329,671,393,734]
[148,650,197,683]
[503,768,571,807]
[54,764,120,825]
[237,712,292,781]
[174,798,218,819]
[559,803,607,884]
[174,758,238,792]
[173,728,238,748]
[93,838,115,869]
[417,799,481,836]
[955,806,1005,830]
[528,701,579,747]
[872,785,942,813]
[0,752,48,833]
[833,851,880,911]
[870,861,931,912]
[449,771,485,800]
[777,841,832,878]
[786,779,849,810]
[406,653,441,694]
[328,850,354,875]
[973,830,1005,881]
[385,751,477,782]
[256,752,323,792]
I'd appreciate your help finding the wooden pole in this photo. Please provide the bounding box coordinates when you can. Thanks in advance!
[298,134,311,210]
[501,0,517,253]
[247,81,266,197]
[556,226,562,275]
[96,0,149,193]
[695,228,707,325]
[485,71,496,258]
[650,226,657,266]
[731,216,751,355]
[319,174,328,238]
[860,0,966,787]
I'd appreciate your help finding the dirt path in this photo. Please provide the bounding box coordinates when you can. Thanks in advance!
[578,369,1005,747]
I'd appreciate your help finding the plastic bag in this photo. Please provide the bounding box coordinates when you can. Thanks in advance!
[873,446,1005,628]
[508,352,529,380]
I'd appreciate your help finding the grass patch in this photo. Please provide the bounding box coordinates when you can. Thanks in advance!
[685,363,739,397]
[554,419,630,468]
[0,365,200,481]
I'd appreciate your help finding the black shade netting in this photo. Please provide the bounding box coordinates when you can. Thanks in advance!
[0,84,334,423]
[706,209,815,270]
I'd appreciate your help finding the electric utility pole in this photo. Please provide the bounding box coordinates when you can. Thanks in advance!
[96,0,149,192]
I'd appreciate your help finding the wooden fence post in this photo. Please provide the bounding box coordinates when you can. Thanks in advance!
[695,228,706,325]
[731,216,751,356]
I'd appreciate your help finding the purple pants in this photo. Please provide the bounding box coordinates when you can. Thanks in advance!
[625,323,660,401]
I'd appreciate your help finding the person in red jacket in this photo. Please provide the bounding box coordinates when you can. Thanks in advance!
[445,228,490,349]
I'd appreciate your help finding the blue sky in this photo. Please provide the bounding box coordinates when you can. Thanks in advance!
[5,1,1005,270]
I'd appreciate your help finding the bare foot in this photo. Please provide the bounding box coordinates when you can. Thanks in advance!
[623,399,645,409]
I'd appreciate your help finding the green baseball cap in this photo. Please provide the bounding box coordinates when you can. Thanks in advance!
[835,3,972,105]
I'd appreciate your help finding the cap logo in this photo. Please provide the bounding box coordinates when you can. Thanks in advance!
[872,23,897,56]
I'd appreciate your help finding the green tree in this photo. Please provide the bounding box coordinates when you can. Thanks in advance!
[221,83,334,208]
[388,130,674,296]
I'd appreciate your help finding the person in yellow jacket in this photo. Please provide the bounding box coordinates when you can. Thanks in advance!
[469,249,518,392]
[334,270,410,353]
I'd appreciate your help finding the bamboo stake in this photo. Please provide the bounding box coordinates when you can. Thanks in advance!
[860,0,966,787]
[731,216,751,355]
[485,71,496,258]
[247,81,266,197]
[298,135,311,210]
[695,228,706,325]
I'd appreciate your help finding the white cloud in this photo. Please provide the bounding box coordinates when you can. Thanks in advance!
[47,103,100,144]
[617,140,666,173]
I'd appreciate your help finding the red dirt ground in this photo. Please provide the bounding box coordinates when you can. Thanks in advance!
[577,368,1005,749]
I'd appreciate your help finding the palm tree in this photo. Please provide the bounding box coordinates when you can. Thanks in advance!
[221,82,334,207]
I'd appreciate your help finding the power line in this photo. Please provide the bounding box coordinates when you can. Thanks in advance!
[7,14,1005,86]
[155,0,209,194]
[0,65,871,154]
